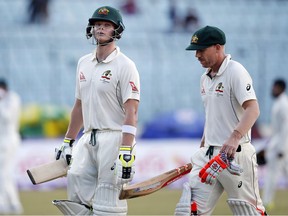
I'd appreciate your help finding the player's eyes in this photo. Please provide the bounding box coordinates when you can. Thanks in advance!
[94,24,113,29]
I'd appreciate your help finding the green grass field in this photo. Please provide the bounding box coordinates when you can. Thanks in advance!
[20,189,288,215]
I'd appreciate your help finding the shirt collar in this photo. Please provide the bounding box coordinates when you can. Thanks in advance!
[91,46,120,63]
[205,54,231,77]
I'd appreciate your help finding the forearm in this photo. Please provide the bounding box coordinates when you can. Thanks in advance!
[65,99,83,139]
[222,100,260,158]
[234,100,260,137]
[122,99,139,147]
[200,133,205,148]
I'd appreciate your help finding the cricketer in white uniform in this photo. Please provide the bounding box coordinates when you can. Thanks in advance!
[174,26,267,215]
[53,6,140,216]
[0,79,23,214]
[262,79,288,209]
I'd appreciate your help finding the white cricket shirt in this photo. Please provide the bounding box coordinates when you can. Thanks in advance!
[75,47,140,132]
[200,54,256,147]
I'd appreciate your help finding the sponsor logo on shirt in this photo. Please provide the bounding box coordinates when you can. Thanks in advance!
[201,87,205,95]
[79,72,86,82]
[100,70,112,83]
[129,81,139,93]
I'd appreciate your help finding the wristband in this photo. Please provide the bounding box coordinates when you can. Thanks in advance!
[122,125,137,136]
[64,137,75,147]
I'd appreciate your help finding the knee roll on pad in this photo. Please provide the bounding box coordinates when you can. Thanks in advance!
[227,198,264,215]
[174,182,192,215]
[93,183,127,215]
[52,200,92,215]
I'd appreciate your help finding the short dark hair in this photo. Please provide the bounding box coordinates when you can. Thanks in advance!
[274,79,286,91]
[0,78,7,90]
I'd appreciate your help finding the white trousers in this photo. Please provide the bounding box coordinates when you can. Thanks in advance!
[67,130,127,215]
[187,143,265,215]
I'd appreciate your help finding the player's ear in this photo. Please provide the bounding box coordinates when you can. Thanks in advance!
[217,44,225,51]
[215,44,221,50]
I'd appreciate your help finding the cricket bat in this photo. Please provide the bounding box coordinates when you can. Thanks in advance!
[119,163,192,200]
[27,158,69,185]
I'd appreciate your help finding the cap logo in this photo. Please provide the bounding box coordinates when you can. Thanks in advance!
[98,7,110,15]
[191,35,198,44]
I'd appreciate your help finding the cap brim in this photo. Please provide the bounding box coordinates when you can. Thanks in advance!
[185,44,210,51]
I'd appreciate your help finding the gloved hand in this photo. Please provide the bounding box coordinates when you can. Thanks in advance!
[55,138,75,165]
[199,153,243,185]
[219,152,243,176]
[116,146,135,185]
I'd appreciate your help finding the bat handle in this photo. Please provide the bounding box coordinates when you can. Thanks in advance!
[56,150,62,160]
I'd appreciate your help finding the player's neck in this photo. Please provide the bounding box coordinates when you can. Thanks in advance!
[96,43,116,62]
[209,70,217,78]
[209,55,226,77]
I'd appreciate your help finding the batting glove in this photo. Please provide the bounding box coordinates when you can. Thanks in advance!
[116,146,135,185]
[55,138,75,165]
[199,153,243,185]
[219,152,243,176]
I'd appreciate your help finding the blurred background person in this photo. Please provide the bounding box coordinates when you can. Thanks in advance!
[27,0,50,24]
[167,1,200,33]
[262,78,288,210]
[182,8,200,32]
[120,0,139,15]
[167,0,181,32]
[0,78,23,214]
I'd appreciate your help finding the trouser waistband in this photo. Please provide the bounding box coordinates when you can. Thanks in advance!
[205,145,243,159]
[88,129,122,146]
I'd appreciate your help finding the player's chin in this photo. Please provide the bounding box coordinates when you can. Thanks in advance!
[200,62,208,68]
[97,38,111,44]
[198,59,206,67]
[96,35,110,41]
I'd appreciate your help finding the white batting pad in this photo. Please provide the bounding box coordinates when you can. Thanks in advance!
[227,198,263,215]
[93,183,127,215]
[174,182,192,215]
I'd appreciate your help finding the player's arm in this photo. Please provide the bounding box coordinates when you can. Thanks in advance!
[221,99,260,158]
[122,98,139,146]
[235,99,260,139]
[55,99,83,165]
[117,98,139,185]
[65,98,83,139]
[200,128,205,148]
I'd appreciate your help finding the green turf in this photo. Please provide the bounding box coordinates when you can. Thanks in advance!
[20,189,288,215]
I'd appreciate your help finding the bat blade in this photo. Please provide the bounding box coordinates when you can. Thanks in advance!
[119,163,192,200]
[27,159,68,185]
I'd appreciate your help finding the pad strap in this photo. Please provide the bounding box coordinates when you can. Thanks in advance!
[52,200,92,215]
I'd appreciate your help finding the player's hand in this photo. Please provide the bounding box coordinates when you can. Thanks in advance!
[55,138,75,165]
[116,146,135,185]
[219,152,243,176]
[199,153,243,185]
